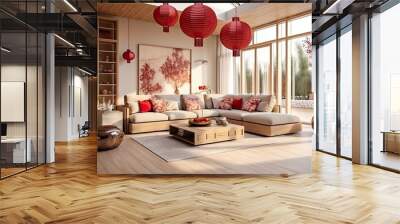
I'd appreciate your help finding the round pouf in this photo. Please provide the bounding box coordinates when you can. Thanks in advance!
[97,125,124,151]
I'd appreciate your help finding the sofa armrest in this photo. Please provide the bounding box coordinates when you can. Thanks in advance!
[272,105,281,113]
[115,105,129,133]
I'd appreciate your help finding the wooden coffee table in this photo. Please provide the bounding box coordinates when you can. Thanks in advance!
[169,123,244,146]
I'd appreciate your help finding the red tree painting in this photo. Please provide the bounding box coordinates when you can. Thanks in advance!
[160,48,190,94]
[139,63,162,95]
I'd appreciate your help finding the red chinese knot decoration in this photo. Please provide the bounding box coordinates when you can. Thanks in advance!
[122,49,135,63]
[153,3,178,32]
[220,17,252,57]
[179,3,217,47]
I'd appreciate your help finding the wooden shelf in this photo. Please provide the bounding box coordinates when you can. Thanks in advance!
[99,38,117,43]
[99,26,115,31]
[98,17,118,107]
[99,61,116,64]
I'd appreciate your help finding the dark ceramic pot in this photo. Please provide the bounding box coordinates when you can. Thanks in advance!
[97,125,124,151]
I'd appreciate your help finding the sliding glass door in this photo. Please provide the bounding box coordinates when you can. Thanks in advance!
[370,3,400,171]
[317,35,337,154]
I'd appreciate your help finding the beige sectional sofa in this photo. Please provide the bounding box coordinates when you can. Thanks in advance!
[121,94,302,136]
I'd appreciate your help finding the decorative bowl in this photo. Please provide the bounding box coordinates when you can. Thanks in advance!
[189,118,211,127]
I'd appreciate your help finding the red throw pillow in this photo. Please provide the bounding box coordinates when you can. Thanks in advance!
[232,98,243,110]
[139,100,152,112]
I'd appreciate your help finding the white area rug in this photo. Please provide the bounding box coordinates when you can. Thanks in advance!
[129,130,312,162]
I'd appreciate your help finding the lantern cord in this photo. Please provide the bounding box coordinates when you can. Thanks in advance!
[128,19,130,49]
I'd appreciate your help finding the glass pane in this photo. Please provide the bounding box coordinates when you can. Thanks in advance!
[290,36,312,100]
[27,32,38,169]
[371,4,400,171]
[289,35,313,123]
[234,57,241,94]
[254,25,276,44]
[242,49,255,94]
[340,28,352,158]
[288,15,312,36]
[279,40,286,112]
[38,33,46,165]
[257,46,271,94]
[317,36,337,154]
[279,22,286,38]
[1,31,28,177]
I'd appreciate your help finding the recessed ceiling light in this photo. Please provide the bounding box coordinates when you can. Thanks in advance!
[54,34,75,48]
[78,67,93,76]
[63,0,78,12]
[1,47,11,53]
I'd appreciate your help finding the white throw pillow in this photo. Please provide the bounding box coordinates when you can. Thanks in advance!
[212,97,224,109]
[166,100,179,111]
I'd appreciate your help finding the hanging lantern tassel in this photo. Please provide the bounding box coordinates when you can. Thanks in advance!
[180,3,217,47]
[123,49,135,63]
[153,3,178,32]
[220,17,252,57]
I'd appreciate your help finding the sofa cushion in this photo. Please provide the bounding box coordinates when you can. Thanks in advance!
[163,111,197,120]
[232,97,243,110]
[218,97,233,110]
[181,94,205,109]
[183,96,201,111]
[166,100,179,111]
[192,109,220,118]
[257,95,277,112]
[129,112,169,123]
[243,112,300,125]
[151,96,167,113]
[242,96,261,112]
[218,109,250,120]
[138,100,152,113]
[155,95,182,110]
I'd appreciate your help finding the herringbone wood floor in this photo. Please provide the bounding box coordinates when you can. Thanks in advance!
[1,136,400,223]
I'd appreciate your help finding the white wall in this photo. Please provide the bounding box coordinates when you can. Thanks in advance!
[54,67,89,141]
[116,18,217,104]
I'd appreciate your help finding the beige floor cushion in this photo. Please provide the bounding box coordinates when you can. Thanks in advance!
[129,112,169,123]
[163,110,197,120]
[192,109,220,118]
[243,112,300,125]
[218,109,250,120]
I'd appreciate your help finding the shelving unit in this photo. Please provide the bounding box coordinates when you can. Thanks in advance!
[97,17,118,107]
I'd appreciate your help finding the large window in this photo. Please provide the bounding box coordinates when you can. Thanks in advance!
[340,27,352,158]
[370,4,400,171]
[221,14,312,116]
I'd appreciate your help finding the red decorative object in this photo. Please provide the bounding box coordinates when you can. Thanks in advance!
[160,49,190,95]
[153,3,178,32]
[179,3,217,47]
[232,98,243,110]
[220,17,252,57]
[198,85,207,91]
[138,100,152,113]
[139,63,162,95]
[122,49,135,63]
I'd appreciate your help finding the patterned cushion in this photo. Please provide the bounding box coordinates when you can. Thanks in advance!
[184,97,201,111]
[242,96,261,112]
[165,100,179,111]
[257,95,277,112]
[218,97,233,110]
[151,96,167,113]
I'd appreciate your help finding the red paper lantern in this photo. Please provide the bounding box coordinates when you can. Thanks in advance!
[153,3,178,32]
[220,17,252,57]
[179,3,217,47]
[122,49,135,63]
